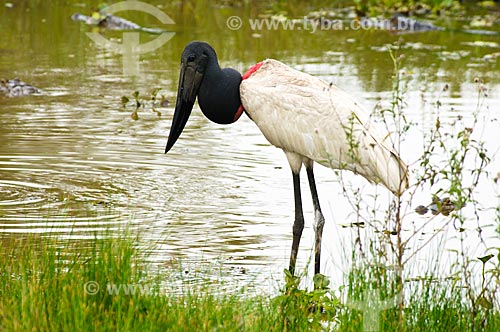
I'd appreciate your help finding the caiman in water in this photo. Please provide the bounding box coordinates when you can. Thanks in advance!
[361,13,500,35]
[71,11,164,34]
[0,78,41,97]
[310,13,499,35]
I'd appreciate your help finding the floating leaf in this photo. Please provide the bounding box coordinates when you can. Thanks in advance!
[151,88,161,99]
[131,110,139,121]
[152,109,161,117]
[121,95,129,106]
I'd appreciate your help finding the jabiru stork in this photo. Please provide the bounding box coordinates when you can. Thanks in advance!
[165,41,409,276]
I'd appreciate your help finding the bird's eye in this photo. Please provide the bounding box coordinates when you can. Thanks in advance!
[187,54,196,62]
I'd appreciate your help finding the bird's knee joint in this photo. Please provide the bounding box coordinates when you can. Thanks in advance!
[314,213,325,231]
[292,222,304,236]
[292,227,303,237]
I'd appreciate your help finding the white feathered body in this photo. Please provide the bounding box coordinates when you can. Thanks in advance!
[240,59,408,195]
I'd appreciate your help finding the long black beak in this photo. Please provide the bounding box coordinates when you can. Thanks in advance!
[165,61,205,153]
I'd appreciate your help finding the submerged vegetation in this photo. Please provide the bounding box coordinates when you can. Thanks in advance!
[352,0,464,16]
[120,89,169,120]
[176,0,498,17]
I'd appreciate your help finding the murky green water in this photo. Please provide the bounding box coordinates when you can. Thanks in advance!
[1,1,500,288]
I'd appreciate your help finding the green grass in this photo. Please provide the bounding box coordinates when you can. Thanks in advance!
[0,231,331,331]
[0,230,499,332]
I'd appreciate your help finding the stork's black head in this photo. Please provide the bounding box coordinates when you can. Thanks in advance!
[165,41,243,153]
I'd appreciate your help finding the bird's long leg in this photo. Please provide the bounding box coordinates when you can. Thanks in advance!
[305,161,325,275]
[289,170,304,275]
